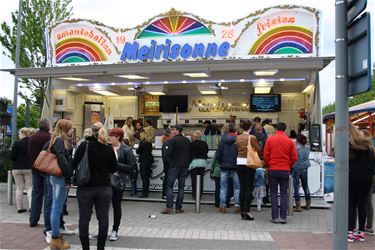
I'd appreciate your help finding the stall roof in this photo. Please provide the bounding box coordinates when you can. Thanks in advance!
[323,100,375,120]
[2,57,334,95]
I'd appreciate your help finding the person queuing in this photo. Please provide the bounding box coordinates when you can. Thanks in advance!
[161,124,191,214]
[10,127,34,213]
[189,130,209,200]
[133,120,144,145]
[143,120,156,143]
[236,120,261,220]
[161,132,171,199]
[73,122,118,250]
[263,122,297,224]
[122,117,135,146]
[108,128,137,241]
[262,118,276,137]
[28,118,53,242]
[48,119,74,250]
[136,130,154,198]
[250,117,268,139]
[216,123,240,213]
[292,134,311,212]
[347,123,375,242]
[210,153,221,208]
[203,120,221,136]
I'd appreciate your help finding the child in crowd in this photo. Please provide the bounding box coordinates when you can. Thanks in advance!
[253,167,266,212]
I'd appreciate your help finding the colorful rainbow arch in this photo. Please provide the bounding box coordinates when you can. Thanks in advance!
[137,16,213,39]
[249,26,313,55]
[55,37,107,63]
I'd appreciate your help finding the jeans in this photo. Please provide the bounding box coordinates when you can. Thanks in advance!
[292,168,311,202]
[219,170,240,208]
[12,169,32,210]
[111,187,124,232]
[237,165,255,213]
[50,176,68,237]
[30,171,52,233]
[190,167,205,199]
[162,162,169,197]
[77,186,112,249]
[140,162,152,196]
[348,177,372,231]
[269,170,289,220]
[166,167,188,209]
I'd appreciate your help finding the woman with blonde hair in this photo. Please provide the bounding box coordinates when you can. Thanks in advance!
[10,127,34,213]
[347,123,375,242]
[73,122,118,250]
[136,130,154,198]
[189,130,208,199]
[48,119,74,249]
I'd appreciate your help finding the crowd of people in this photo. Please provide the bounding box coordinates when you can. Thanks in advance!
[8,115,375,249]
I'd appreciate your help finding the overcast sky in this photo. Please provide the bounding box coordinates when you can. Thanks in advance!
[1,0,374,106]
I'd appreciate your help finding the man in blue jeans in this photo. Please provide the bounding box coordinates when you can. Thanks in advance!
[263,122,297,224]
[161,125,190,214]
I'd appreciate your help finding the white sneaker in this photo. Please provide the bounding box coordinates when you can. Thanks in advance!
[109,230,118,241]
[45,231,52,244]
[60,225,75,235]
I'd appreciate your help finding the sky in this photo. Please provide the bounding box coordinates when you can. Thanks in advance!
[1,0,374,107]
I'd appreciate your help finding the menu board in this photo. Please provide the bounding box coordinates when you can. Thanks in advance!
[140,95,160,115]
[250,94,281,112]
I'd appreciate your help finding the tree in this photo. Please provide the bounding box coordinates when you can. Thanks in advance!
[0,0,73,112]
[16,103,40,129]
[322,69,375,115]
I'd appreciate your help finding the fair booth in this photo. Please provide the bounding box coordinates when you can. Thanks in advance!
[4,6,333,197]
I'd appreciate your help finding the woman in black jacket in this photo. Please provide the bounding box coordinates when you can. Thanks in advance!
[10,127,34,213]
[73,122,118,250]
[347,123,375,242]
[108,128,137,241]
[189,130,208,199]
[136,130,154,198]
[48,119,74,250]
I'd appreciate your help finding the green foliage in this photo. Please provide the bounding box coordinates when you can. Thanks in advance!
[322,69,375,115]
[0,0,73,111]
[16,102,40,129]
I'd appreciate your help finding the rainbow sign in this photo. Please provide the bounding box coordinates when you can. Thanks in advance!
[137,16,213,39]
[55,37,108,63]
[249,26,313,55]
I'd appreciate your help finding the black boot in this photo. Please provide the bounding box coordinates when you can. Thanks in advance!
[79,236,90,250]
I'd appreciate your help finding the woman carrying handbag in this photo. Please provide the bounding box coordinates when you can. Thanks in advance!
[48,119,74,250]
[108,128,137,241]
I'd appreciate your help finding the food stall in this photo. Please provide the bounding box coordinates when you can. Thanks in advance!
[3,5,333,196]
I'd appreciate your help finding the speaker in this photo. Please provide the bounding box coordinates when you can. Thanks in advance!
[310,124,321,152]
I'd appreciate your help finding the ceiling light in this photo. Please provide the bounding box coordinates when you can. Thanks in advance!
[280,78,285,82]
[128,87,135,90]
[254,87,272,94]
[163,81,168,84]
[91,90,118,96]
[148,92,166,95]
[117,74,149,79]
[110,82,116,85]
[182,80,187,83]
[201,80,206,83]
[240,79,245,82]
[200,90,217,95]
[145,81,150,84]
[303,84,314,93]
[58,77,89,81]
[253,69,279,76]
[183,72,210,78]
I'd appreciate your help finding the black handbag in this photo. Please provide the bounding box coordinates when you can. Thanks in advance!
[73,141,90,186]
[110,173,126,191]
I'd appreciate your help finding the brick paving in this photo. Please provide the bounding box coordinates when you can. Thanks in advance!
[0,184,374,249]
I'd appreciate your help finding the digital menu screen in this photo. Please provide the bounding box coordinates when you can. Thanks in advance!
[250,94,281,112]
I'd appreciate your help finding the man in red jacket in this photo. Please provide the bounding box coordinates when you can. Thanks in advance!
[263,122,297,224]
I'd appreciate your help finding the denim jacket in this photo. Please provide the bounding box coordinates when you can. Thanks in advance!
[293,144,310,170]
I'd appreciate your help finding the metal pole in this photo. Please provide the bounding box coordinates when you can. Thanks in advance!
[288,175,293,216]
[7,170,13,205]
[25,99,30,127]
[195,175,201,213]
[333,0,349,249]
[11,0,23,145]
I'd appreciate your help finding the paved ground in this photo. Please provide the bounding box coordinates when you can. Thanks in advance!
[0,184,374,249]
